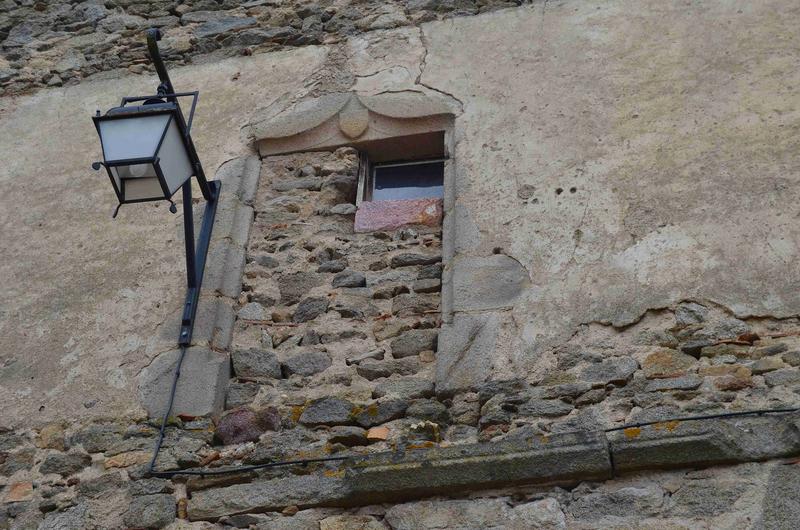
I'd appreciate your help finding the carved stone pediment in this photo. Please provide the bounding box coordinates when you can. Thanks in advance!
[248,91,455,156]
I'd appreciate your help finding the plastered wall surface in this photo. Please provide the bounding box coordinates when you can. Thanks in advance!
[421,0,800,390]
[0,45,327,428]
[1,0,798,442]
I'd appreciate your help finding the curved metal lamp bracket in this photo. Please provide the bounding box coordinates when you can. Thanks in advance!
[143,28,220,346]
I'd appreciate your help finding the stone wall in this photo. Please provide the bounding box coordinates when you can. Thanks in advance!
[4,147,800,529]
[3,0,800,528]
[0,0,526,96]
[225,146,443,455]
[3,414,799,528]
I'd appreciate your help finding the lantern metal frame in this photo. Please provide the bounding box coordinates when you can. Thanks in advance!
[92,101,195,205]
[92,28,220,346]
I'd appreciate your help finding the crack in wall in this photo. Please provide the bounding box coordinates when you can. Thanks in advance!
[566,199,590,268]
[415,26,465,113]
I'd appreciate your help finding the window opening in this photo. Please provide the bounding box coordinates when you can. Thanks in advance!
[364,158,445,202]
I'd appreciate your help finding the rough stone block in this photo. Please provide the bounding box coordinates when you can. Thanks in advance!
[385,498,566,530]
[282,351,332,376]
[292,296,329,323]
[357,358,421,380]
[390,329,438,358]
[137,347,229,419]
[608,413,800,473]
[278,272,323,305]
[299,397,355,426]
[373,378,435,400]
[354,399,408,427]
[568,483,666,519]
[436,313,500,396]
[232,348,281,379]
[669,479,746,517]
[762,464,800,529]
[188,475,349,520]
[580,357,638,386]
[451,254,530,311]
[390,252,443,268]
[195,17,258,39]
[123,494,176,529]
[645,375,702,392]
[391,293,439,316]
[39,451,91,476]
[642,349,697,379]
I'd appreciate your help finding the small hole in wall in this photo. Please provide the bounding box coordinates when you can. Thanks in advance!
[570,187,577,193]
[493,247,503,254]
[555,188,563,195]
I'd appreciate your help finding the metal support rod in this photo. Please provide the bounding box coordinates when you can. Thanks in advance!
[182,182,197,290]
[145,28,214,202]
[143,27,220,345]
[178,180,220,345]
[145,28,174,95]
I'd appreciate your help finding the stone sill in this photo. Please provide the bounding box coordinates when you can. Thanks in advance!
[187,412,800,520]
[354,198,443,233]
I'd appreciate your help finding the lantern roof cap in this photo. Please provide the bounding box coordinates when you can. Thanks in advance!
[103,101,178,118]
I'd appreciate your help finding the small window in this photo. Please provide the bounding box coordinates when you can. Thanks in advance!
[365,159,444,202]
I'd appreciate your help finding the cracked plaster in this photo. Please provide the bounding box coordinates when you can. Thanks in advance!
[419,1,800,385]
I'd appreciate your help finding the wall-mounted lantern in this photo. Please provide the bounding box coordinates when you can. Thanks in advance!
[92,28,220,346]
[92,101,195,205]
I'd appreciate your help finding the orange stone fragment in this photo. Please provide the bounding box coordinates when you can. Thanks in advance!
[5,482,33,502]
[104,451,151,469]
[366,426,389,442]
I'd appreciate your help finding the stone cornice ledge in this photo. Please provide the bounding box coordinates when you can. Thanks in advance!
[187,412,800,520]
[247,91,455,156]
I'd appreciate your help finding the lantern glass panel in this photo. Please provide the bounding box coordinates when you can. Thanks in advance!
[157,118,194,195]
[98,114,170,161]
[110,163,163,201]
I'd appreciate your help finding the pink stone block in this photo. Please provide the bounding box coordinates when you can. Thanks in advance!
[354,198,443,233]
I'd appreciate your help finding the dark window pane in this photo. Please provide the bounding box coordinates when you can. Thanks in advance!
[373,160,444,201]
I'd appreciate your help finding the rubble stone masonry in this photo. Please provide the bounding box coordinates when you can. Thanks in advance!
[0,0,528,96]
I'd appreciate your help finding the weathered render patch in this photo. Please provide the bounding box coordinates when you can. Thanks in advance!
[420,0,800,390]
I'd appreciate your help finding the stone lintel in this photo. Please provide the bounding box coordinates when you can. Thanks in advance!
[188,431,610,520]
[249,91,454,157]
[187,413,800,520]
[345,430,611,504]
[608,412,800,473]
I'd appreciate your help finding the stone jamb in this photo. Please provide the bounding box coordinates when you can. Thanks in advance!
[136,153,261,420]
